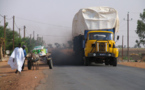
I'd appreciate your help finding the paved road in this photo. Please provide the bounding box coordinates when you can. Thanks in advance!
[36,64,145,90]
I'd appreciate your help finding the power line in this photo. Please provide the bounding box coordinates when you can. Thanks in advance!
[6,17,13,20]
[119,22,127,28]
[14,21,20,30]
[0,14,4,17]
[16,17,71,28]
[0,17,3,21]
[123,37,138,38]
[7,25,12,29]
[130,12,142,14]
[0,14,13,20]
[43,35,70,37]
[120,29,136,31]
[5,16,13,20]
[26,31,29,36]
[0,20,3,23]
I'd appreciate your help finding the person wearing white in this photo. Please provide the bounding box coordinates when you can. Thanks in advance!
[8,43,25,73]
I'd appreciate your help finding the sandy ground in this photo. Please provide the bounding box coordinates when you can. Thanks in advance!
[118,61,145,69]
[0,60,49,90]
[0,58,145,90]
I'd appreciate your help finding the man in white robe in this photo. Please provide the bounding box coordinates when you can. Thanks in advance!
[8,43,25,73]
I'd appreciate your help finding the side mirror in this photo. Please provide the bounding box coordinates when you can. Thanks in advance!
[85,39,87,43]
[117,36,119,40]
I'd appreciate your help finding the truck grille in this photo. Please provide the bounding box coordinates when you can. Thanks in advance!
[99,43,106,52]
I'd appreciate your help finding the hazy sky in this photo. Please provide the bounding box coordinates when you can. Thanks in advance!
[0,0,145,47]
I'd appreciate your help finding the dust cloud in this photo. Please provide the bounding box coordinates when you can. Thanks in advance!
[51,48,83,65]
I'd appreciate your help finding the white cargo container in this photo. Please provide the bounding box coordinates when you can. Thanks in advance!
[72,7,119,37]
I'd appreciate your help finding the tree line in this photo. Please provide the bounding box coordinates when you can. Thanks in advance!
[0,23,44,54]
[47,40,73,49]
[135,9,145,48]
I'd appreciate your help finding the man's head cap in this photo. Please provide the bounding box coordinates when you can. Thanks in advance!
[22,45,26,48]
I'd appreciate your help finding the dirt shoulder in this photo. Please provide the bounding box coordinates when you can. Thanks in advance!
[118,61,145,69]
[0,60,49,90]
[0,59,145,90]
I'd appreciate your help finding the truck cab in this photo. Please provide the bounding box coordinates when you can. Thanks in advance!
[84,30,119,66]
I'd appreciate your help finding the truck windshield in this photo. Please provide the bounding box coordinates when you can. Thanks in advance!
[89,33,113,40]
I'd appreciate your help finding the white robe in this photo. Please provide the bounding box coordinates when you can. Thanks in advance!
[8,47,25,72]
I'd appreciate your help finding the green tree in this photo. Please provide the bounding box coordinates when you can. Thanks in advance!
[135,9,145,47]
[134,40,141,48]
[54,43,61,48]
[0,22,44,54]
[63,43,67,48]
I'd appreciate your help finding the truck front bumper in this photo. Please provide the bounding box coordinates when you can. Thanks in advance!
[88,52,115,57]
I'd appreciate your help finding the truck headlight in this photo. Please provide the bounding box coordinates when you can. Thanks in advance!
[108,54,111,56]
[93,53,96,56]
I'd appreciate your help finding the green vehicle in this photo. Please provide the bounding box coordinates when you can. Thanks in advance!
[32,46,47,56]
[27,45,53,69]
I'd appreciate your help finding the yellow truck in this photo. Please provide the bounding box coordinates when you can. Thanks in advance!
[72,7,119,66]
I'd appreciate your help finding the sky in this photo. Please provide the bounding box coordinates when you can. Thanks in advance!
[0,0,145,47]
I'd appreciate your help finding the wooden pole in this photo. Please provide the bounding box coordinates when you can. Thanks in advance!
[122,35,124,61]
[30,34,31,44]
[127,12,130,62]
[33,31,35,40]
[24,26,26,38]
[3,15,6,57]
[13,16,15,50]
[19,28,20,38]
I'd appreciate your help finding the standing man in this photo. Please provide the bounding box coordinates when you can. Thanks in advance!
[22,45,27,71]
[8,43,25,74]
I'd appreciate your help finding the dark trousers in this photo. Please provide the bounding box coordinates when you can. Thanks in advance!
[22,60,25,70]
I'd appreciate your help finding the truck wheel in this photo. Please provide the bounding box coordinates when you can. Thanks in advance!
[84,57,90,66]
[48,59,53,69]
[105,59,109,65]
[113,57,117,66]
[109,57,114,65]
[84,59,88,66]
[28,61,32,70]
[109,60,113,65]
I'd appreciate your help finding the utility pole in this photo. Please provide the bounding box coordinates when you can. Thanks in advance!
[19,28,20,38]
[42,36,43,45]
[3,15,6,57]
[122,35,124,61]
[24,26,26,38]
[127,12,129,62]
[29,34,32,52]
[13,16,15,50]
[33,31,35,40]
[30,34,31,44]
[127,12,133,62]
[37,34,39,45]
[37,34,39,40]
[124,12,132,62]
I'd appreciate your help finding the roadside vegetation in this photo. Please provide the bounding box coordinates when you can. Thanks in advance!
[135,9,145,48]
[0,23,44,54]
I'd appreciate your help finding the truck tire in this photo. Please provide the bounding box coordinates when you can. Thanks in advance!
[105,59,109,65]
[109,60,113,65]
[109,57,114,65]
[28,61,32,70]
[84,57,90,66]
[113,57,117,66]
[84,58,88,66]
[48,59,53,69]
